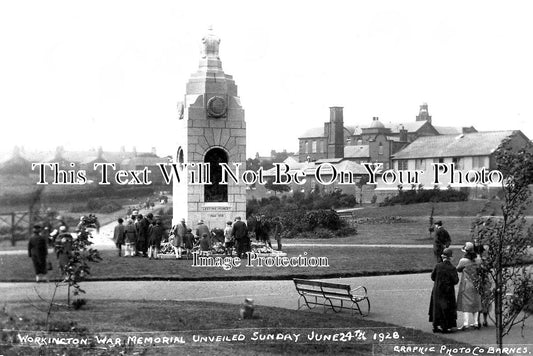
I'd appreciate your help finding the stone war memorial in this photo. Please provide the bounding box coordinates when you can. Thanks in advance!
[172,28,247,229]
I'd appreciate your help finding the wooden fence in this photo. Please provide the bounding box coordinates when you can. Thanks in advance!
[0,210,46,246]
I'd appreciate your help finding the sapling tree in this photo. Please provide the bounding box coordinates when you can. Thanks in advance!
[470,136,533,348]
[58,227,102,306]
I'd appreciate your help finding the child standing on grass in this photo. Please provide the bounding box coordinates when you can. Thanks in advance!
[224,221,233,256]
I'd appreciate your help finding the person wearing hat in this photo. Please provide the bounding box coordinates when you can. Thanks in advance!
[231,216,249,259]
[195,219,210,241]
[123,218,138,257]
[456,242,483,330]
[429,247,459,333]
[172,218,187,259]
[147,220,164,260]
[199,233,211,255]
[223,220,234,256]
[183,228,194,259]
[55,225,73,275]
[433,221,451,263]
[135,214,149,257]
[113,218,125,257]
[28,225,49,282]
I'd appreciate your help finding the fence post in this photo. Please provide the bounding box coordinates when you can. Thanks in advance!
[11,212,15,246]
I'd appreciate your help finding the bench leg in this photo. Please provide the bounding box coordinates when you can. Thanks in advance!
[351,298,371,317]
[323,298,342,313]
[298,295,318,310]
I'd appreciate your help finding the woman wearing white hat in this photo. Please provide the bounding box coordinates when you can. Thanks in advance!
[456,242,482,330]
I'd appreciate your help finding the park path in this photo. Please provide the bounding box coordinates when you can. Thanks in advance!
[0,274,530,348]
[2,208,531,348]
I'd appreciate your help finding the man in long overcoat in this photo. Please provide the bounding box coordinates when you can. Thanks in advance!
[231,216,249,258]
[195,220,210,240]
[112,218,125,256]
[173,218,187,258]
[28,225,48,282]
[135,214,150,257]
[429,248,459,333]
[433,220,451,263]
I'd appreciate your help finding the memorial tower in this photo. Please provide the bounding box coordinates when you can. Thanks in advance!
[173,28,246,229]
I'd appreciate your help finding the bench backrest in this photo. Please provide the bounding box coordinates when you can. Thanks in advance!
[293,279,351,295]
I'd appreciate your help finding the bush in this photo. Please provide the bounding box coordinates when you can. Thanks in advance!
[246,191,357,239]
[380,186,469,206]
[85,198,121,213]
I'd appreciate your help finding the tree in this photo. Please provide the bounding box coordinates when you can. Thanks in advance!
[470,137,533,348]
[59,227,102,306]
[264,178,291,196]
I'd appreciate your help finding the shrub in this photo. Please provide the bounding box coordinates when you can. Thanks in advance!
[246,191,356,239]
[98,203,121,214]
[85,198,121,213]
[380,186,468,206]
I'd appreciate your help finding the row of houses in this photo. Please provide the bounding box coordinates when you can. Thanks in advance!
[0,146,170,183]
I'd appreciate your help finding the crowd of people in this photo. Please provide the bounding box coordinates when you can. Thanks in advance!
[429,221,491,333]
[112,212,166,259]
[111,213,284,260]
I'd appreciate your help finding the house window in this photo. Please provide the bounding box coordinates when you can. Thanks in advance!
[378,143,384,155]
[415,159,426,170]
[397,160,408,170]
[472,156,488,169]
[305,141,309,154]
[452,157,463,170]
[312,141,317,153]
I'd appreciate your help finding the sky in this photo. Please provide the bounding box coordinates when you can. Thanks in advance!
[1,0,532,158]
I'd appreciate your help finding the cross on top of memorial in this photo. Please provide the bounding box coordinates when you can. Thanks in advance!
[201,26,221,60]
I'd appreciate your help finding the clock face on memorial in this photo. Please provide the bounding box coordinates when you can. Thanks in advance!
[207,96,227,118]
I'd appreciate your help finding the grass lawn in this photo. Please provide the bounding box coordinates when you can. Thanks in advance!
[0,246,447,282]
[0,300,467,355]
[353,200,521,218]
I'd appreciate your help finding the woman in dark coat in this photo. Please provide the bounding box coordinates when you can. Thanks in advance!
[28,225,48,282]
[429,248,459,333]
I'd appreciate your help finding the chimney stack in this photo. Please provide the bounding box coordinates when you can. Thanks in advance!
[399,125,408,142]
[327,107,344,159]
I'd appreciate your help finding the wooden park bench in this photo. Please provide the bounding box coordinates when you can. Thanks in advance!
[293,279,370,316]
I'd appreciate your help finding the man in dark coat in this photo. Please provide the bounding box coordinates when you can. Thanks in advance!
[135,214,150,257]
[254,215,271,248]
[231,216,249,258]
[195,220,210,240]
[148,220,165,259]
[28,225,48,282]
[433,220,451,263]
[429,248,459,333]
[113,218,125,256]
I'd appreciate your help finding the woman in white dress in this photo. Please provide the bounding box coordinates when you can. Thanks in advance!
[456,242,482,330]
